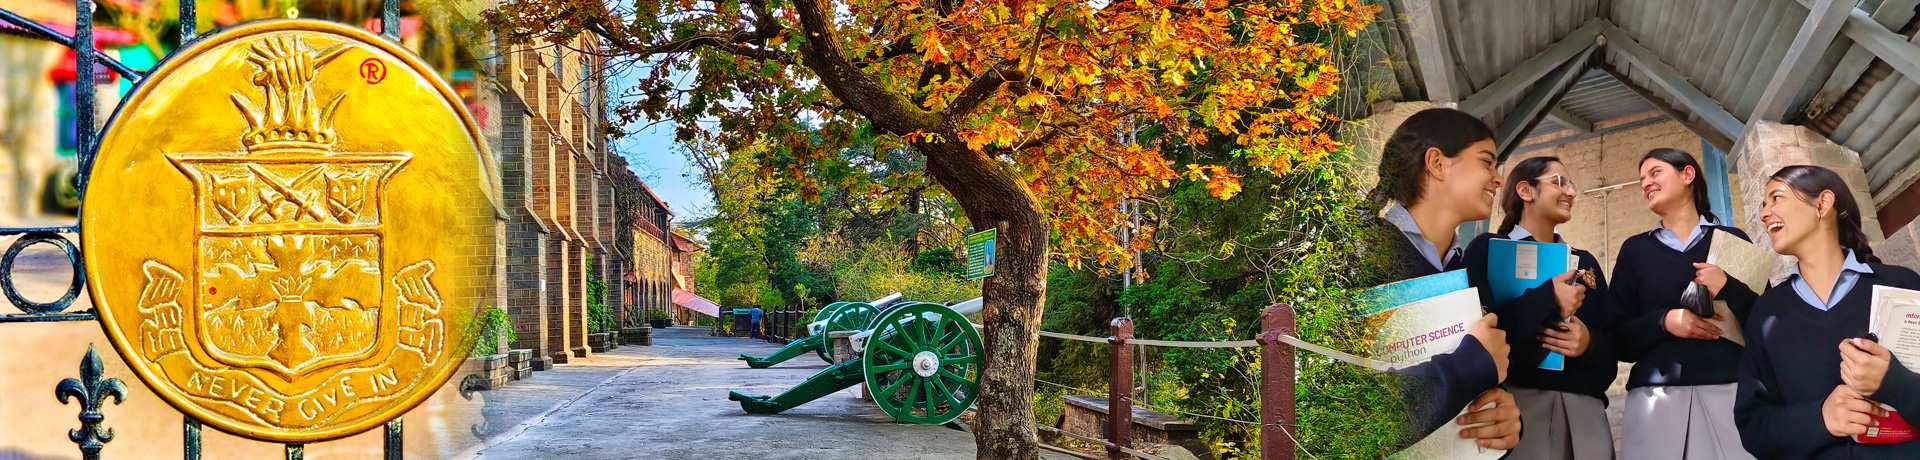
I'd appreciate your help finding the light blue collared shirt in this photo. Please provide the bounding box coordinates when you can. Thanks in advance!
[1785,250,1875,311]
[1652,215,1714,252]
[1384,202,1464,272]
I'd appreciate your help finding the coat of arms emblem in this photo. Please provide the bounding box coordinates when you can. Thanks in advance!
[158,35,442,379]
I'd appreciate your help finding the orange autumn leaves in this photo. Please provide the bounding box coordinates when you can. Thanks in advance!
[884,0,1374,269]
[488,0,1375,272]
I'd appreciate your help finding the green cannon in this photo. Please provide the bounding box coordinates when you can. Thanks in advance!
[737,293,904,368]
[729,297,984,425]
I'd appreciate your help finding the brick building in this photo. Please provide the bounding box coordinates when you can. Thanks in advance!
[488,29,635,370]
[614,157,676,329]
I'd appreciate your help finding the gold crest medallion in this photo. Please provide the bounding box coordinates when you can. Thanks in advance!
[83,19,495,442]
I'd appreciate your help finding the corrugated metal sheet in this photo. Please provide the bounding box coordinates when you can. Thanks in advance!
[1527,69,1657,137]
[1433,0,1605,128]
[1385,0,1920,199]
[1816,10,1920,194]
[1606,0,1817,126]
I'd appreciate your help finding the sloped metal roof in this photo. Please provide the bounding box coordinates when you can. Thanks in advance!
[1380,0,1919,205]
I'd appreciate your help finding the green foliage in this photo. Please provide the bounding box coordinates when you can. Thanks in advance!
[467,306,516,357]
[812,238,979,303]
[762,200,834,307]
[797,306,824,326]
[587,254,612,333]
[910,247,963,277]
[648,307,671,321]
[1036,151,1400,458]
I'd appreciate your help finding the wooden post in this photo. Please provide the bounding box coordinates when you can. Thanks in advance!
[1258,304,1297,460]
[1108,317,1134,460]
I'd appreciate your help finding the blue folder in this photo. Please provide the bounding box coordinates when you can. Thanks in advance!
[1486,238,1572,371]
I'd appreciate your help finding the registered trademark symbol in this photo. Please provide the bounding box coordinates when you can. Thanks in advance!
[359,57,386,84]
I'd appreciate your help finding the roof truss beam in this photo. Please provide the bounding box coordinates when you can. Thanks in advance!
[1597,65,1736,150]
[1806,0,1917,117]
[1827,1,1920,81]
[1601,21,1746,143]
[1496,45,1598,159]
[1459,20,1606,117]
[1753,0,1857,121]
[1404,0,1463,102]
[1548,107,1594,133]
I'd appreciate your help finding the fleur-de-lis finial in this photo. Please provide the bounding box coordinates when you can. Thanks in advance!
[56,345,127,460]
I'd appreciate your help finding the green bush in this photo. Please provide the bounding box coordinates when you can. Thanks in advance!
[1037,153,1403,458]
[468,306,516,357]
[814,238,979,303]
[587,254,612,333]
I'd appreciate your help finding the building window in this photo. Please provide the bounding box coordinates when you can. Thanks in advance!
[579,54,593,108]
[1702,140,1734,222]
[551,42,564,79]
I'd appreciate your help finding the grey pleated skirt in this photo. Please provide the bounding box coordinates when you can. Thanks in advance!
[1620,383,1754,460]
[1508,386,1615,459]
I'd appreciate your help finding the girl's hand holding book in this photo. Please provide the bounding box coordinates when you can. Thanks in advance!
[1540,316,1589,358]
[1825,384,1884,437]
[1841,337,1893,397]
[1692,262,1729,298]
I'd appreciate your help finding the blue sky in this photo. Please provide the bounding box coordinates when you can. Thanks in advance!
[607,68,713,225]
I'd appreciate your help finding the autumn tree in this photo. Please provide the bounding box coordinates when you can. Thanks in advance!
[485,0,1373,456]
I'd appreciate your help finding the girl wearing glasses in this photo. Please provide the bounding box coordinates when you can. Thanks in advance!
[1735,165,1920,458]
[1361,107,1520,450]
[1612,148,1759,459]
[1461,156,1614,459]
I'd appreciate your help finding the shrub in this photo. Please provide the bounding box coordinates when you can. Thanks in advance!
[467,306,516,357]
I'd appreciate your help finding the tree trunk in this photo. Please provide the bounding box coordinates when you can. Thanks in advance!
[917,142,1047,460]
[783,3,1044,454]
[903,186,923,258]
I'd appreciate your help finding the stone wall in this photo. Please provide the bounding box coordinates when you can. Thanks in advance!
[485,32,647,369]
[1501,113,1703,273]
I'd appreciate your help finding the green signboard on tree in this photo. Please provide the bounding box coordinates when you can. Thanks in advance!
[965,229,997,280]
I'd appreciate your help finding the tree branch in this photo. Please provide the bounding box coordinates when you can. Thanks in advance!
[854,39,917,68]
[576,12,792,63]
[791,0,941,135]
[946,63,1023,120]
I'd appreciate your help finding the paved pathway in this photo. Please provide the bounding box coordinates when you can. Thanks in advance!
[463,326,1000,460]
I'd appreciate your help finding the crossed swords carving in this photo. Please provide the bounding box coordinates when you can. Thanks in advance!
[215,165,363,225]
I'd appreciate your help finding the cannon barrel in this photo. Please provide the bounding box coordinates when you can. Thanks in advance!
[849,297,981,355]
[737,293,904,368]
[807,292,902,336]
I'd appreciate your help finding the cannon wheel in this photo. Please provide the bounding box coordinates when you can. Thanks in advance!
[820,302,879,363]
[861,302,982,425]
[809,302,852,362]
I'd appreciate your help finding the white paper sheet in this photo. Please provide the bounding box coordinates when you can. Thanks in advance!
[1371,287,1506,460]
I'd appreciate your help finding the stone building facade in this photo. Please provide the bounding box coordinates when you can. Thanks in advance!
[622,167,674,326]
[489,32,631,370]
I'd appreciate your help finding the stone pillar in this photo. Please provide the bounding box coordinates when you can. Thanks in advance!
[547,238,572,363]
[1730,121,1884,283]
[497,93,554,369]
